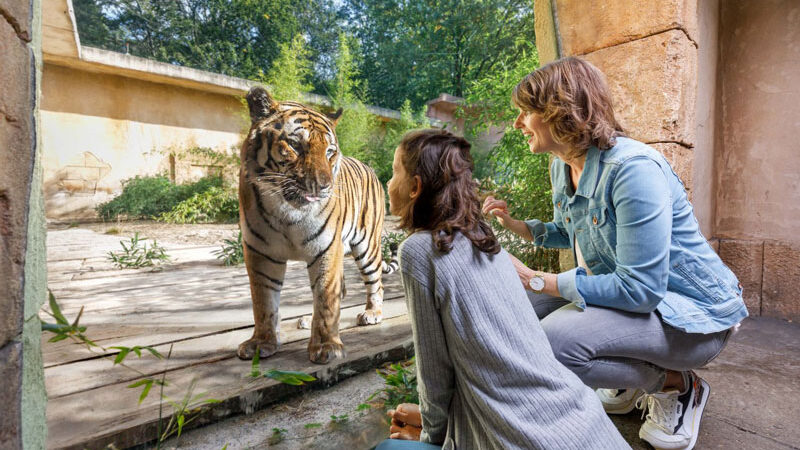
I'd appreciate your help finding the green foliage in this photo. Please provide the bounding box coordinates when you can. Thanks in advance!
[262,34,314,102]
[329,414,349,425]
[109,345,163,365]
[159,187,239,224]
[214,231,244,266]
[41,293,220,447]
[249,353,317,386]
[368,100,431,185]
[158,379,221,442]
[461,49,561,272]
[341,0,537,109]
[368,359,419,410]
[269,428,288,445]
[40,290,95,348]
[74,0,311,81]
[330,32,379,163]
[107,233,171,269]
[97,175,222,220]
[303,422,323,429]
[381,231,406,263]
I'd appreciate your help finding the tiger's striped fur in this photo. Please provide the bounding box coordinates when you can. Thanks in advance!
[237,86,396,364]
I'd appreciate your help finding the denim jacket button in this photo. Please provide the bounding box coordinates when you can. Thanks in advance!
[565,217,571,223]
[592,216,598,225]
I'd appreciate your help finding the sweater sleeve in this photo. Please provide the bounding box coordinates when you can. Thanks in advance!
[401,270,454,445]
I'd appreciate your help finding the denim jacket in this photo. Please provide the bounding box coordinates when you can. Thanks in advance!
[526,137,748,334]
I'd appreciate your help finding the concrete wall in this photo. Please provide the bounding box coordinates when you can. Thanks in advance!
[714,0,800,319]
[41,63,247,220]
[0,0,48,447]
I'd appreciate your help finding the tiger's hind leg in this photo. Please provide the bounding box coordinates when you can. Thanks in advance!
[237,242,287,360]
[352,231,384,326]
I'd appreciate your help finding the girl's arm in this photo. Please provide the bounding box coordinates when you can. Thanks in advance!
[401,270,454,445]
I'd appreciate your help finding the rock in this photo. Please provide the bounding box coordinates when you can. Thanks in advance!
[555,0,697,56]
[582,30,697,146]
[718,239,763,315]
[762,241,800,321]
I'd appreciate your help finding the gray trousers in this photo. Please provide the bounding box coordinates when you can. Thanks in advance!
[529,293,732,393]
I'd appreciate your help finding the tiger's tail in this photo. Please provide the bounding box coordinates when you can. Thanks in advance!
[381,242,399,275]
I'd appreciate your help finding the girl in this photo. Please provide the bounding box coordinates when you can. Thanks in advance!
[376,129,629,449]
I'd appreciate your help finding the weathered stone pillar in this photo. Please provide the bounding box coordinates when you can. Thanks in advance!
[535,0,698,196]
[0,0,47,447]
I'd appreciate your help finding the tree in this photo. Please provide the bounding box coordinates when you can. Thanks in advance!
[461,48,558,271]
[341,0,536,109]
[329,33,376,160]
[262,34,313,102]
[72,0,325,81]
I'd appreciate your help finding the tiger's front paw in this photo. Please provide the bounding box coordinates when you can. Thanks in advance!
[308,341,346,364]
[356,309,383,326]
[237,338,279,360]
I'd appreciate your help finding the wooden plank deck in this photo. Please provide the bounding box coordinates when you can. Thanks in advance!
[43,229,412,450]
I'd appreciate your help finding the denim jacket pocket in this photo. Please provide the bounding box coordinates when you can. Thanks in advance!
[673,258,732,305]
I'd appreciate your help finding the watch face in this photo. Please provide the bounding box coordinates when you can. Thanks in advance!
[529,276,545,291]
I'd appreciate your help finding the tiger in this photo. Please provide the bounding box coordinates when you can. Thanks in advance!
[237,86,397,364]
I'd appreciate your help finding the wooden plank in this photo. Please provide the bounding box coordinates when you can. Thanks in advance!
[47,316,414,450]
[45,296,409,397]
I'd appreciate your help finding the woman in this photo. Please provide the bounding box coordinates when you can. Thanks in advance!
[482,57,747,450]
[376,129,629,449]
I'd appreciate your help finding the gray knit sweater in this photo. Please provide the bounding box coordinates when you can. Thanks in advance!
[399,231,630,450]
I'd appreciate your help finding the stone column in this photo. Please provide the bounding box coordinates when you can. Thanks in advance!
[0,0,47,447]
[536,0,698,197]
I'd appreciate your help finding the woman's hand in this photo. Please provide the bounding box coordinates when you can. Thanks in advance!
[387,403,422,440]
[507,253,560,297]
[482,196,533,241]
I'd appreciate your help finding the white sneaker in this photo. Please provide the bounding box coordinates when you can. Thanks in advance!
[637,371,710,450]
[596,388,645,414]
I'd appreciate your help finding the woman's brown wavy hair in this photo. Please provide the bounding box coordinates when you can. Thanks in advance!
[397,129,500,255]
[512,56,625,159]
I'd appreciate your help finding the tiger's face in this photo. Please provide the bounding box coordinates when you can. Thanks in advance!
[245,87,344,206]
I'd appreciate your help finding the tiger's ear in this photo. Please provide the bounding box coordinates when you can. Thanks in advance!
[326,108,344,127]
[247,86,278,123]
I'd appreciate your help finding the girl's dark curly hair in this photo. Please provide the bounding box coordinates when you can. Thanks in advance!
[397,129,500,255]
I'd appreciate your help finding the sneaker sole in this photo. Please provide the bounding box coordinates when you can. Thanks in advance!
[685,377,711,450]
[603,401,638,415]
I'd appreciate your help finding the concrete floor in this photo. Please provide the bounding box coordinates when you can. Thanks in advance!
[167,315,800,450]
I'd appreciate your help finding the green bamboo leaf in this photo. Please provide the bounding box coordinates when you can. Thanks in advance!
[265,369,316,384]
[48,290,69,325]
[48,334,69,343]
[132,346,142,358]
[250,351,261,378]
[177,414,185,437]
[70,306,84,328]
[145,346,163,359]
[127,379,150,388]
[138,380,153,404]
[112,347,131,365]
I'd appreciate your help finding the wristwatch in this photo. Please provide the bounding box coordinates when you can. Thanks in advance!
[528,274,545,293]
